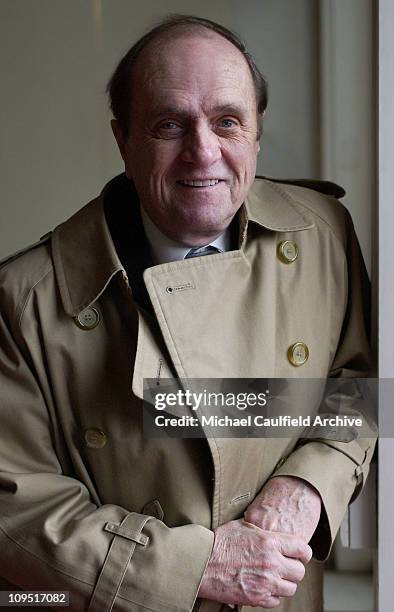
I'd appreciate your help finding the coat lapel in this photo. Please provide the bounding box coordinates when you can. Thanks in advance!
[142,178,314,382]
[143,246,278,380]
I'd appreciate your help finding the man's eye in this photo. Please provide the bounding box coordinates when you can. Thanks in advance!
[219,118,238,128]
[159,121,180,130]
[155,121,183,138]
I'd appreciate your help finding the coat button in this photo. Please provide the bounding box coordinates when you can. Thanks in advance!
[84,428,107,449]
[278,240,298,263]
[287,342,309,366]
[74,307,100,330]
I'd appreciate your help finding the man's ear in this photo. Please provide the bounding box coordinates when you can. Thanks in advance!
[111,119,127,161]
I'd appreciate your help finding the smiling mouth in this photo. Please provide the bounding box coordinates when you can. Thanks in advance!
[177,179,221,187]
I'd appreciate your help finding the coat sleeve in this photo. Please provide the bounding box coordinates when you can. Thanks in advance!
[0,304,214,611]
[269,207,377,561]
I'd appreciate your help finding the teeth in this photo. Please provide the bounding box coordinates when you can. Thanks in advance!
[179,179,220,187]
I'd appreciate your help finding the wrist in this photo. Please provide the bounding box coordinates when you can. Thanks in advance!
[244,476,321,540]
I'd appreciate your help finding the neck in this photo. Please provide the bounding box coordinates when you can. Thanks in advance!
[140,206,233,265]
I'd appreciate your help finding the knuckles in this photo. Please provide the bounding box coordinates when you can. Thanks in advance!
[244,508,262,526]
[259,554,282,575]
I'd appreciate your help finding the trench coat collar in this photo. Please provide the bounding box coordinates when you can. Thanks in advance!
[52,184,124,317]
[244,177,314,235]
[52,173,314,317]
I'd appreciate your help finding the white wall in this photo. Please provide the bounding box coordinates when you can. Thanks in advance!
[0,0,319,258]
[233,0,320,179]
[319,0,375,274]
[378,0,394,610]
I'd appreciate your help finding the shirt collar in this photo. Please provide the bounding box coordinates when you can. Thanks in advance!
[140,205,231,264]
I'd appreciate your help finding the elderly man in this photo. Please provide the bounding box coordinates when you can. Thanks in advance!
[0,15,374,612]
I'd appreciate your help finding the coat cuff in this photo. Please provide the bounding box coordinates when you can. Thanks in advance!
[271,441,372,561]
[97,513,214,612]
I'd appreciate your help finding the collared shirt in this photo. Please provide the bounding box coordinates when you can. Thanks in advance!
[140,205,232,265]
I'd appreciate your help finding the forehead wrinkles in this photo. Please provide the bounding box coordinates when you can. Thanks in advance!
[132,33,255,110]
[146,80,253,114]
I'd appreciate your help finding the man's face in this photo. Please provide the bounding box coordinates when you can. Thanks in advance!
[113,32,261,246]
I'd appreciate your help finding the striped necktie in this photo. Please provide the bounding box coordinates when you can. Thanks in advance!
[185,245,220,259]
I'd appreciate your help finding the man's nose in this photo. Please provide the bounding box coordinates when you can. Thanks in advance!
[180,123,221,166]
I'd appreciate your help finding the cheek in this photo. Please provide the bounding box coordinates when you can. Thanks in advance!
[124,141,175,176]
[224,133,258,155]
[242,141,259,173]
[224,144,258,180]
[150,149,177,177]
[145,141,181,171]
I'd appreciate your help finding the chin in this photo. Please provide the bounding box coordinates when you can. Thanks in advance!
[183,211,229,230]
[182,199,235,222]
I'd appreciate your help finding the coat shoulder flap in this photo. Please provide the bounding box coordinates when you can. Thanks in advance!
[258,175,346,199]
[0,232,52,270]
[0,233,53,316]
[256,176,351,246]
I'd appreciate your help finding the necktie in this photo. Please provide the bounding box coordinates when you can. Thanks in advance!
[185,245,220,259]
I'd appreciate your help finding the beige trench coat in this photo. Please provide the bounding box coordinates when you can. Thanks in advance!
[0,176,375,611]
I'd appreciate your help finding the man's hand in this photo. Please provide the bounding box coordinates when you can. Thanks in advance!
[198,519,312,608]
[244,476,322,542]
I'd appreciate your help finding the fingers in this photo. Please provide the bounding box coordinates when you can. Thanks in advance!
[262,577,298,608]
[276,533,312,564]
[275,578,298,598]
[242,519,312,565]
[199,520,310,608]
[260,595,281,609]
[281,556,306,583]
